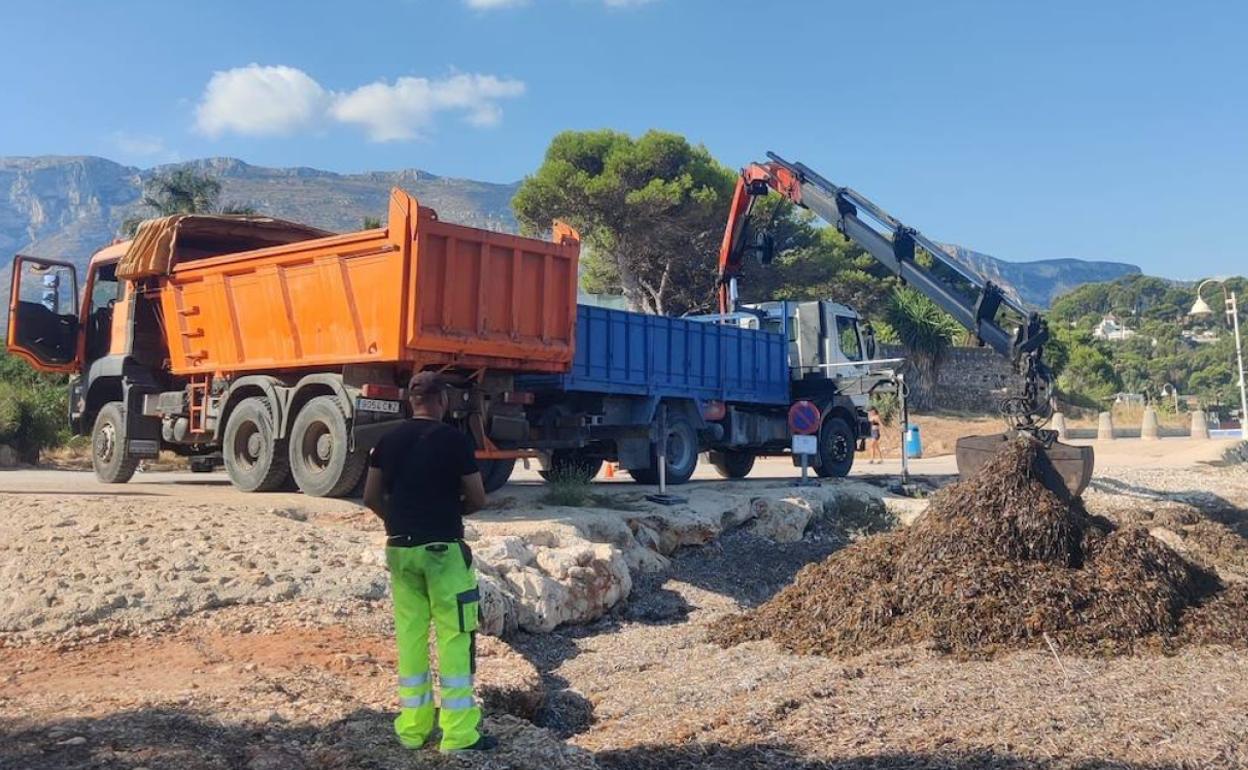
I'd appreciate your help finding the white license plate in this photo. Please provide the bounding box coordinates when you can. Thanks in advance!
[357,398,401,414]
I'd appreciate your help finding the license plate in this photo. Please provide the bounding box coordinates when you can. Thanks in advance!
[357,398,401,414]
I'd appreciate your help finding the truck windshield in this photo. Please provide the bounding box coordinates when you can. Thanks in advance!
[836,316,863,362]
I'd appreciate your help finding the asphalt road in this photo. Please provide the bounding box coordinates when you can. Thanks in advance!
[0,437,1236,503]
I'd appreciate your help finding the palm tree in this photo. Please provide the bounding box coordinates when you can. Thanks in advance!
[884,286,962,411]
[120,168,255,236]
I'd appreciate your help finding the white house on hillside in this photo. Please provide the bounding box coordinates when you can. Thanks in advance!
[1092,315,1136,341]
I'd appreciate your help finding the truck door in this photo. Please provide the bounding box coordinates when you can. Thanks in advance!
[6,255,81,373]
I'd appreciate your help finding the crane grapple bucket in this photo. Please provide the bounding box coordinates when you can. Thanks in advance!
[955,433,1095,499]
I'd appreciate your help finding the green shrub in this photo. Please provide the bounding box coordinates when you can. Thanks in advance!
[540,468,594,507]
[0,352,69,462]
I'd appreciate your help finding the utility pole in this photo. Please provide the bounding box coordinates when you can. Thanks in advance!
[1191,280,1248,440]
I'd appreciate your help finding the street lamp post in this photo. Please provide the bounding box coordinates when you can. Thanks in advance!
[1190,279,1248,440]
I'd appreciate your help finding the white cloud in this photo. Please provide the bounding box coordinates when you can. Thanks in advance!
[194,64,330,138]
[331,74,525,141]
[192,66,524,142]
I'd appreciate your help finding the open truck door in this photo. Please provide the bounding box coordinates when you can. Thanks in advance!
[7,255,81,373]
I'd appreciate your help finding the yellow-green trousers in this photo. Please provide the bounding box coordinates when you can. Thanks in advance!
[386,542,481,750]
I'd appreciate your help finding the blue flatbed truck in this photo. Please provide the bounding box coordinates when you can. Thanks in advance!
[515,300,892,484]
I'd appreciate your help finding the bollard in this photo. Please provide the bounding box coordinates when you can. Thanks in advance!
[1190,410,1210,440]
[1050,412,1068,441]
[1140,407,1160,440]
[1097,411,1116,441]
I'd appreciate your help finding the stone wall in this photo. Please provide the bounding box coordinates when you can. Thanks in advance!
[878,343,1024,414]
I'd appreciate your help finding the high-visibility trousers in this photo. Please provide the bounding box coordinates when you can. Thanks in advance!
[386,541,482,751]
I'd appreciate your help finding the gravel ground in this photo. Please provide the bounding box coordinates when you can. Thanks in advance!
[0,494,389,639]
[515,462,1248,770]
[1,454,1245,769]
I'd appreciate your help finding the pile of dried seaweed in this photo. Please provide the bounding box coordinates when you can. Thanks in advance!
[709,438,1243,658]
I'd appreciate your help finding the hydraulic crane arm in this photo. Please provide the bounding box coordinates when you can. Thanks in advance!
[718,152,1053,431]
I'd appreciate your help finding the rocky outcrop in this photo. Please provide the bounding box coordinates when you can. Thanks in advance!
[0,155,517,270]
[461,480,921,636]
[940,243,1140,309]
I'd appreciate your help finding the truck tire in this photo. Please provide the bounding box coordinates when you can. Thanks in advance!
[480,458,516,493]
[223,398,290,493]
[709,449,755,479]
[288,395,366,497]
[629,414,699,486]
[538,450,604,483]
[91,402,139,484]
[815,416,855,478]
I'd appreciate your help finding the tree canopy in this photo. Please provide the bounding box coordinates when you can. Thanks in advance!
[121,168,256,236]
[513,129,735,315]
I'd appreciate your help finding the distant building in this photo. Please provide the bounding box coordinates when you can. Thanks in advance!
[1092,315,1136,341]
[1181,328,1221,345]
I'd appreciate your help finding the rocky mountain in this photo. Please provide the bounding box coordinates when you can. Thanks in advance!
[939,244,1140,309]
[0,155,519,272]
[1,155,1139,328]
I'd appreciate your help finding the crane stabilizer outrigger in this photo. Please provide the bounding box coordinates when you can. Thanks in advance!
[717,152,1094,497]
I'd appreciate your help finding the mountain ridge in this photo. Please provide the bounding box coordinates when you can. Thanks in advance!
[1,154,1140,313]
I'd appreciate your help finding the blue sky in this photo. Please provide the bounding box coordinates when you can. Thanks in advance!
[1,0,1244,279]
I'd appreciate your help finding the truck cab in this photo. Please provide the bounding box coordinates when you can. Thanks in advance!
[736,299,877,400]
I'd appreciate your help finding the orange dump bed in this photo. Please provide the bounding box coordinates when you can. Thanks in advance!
[154,189,580,376]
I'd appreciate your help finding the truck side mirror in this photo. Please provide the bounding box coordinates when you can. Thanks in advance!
[862,322,877,359]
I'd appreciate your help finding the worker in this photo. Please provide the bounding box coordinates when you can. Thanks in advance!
[362,371,495,753]
[867,407,884,464]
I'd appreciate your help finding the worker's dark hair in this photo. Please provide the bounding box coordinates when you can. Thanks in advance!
[408,371,449,405]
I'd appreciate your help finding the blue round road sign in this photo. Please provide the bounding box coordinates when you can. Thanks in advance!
[788,400,821,435]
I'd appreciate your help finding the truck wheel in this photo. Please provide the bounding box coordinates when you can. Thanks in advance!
[815,416,855,478]
[480,458,516,493]
[91,402,139,484]
[539,450,604,483]
[223,398,290,492]
[629,414,699,486]
[709,449,755,479]
[288,395,366,497]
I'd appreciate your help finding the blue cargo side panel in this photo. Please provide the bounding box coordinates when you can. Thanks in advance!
[519,305,789,406]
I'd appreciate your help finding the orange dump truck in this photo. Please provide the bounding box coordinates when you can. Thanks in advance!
[6,189,579,495]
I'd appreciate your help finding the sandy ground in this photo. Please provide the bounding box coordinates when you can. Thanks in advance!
[1,437,1245,769]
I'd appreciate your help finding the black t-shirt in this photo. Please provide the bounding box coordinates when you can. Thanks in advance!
[368,419,479,542]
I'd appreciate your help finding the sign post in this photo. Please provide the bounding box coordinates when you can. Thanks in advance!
[788,400,822,487]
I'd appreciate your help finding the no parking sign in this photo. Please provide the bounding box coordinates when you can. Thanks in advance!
[787,400,821,436]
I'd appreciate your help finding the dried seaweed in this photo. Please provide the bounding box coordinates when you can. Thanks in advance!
[709,438,1243,658]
